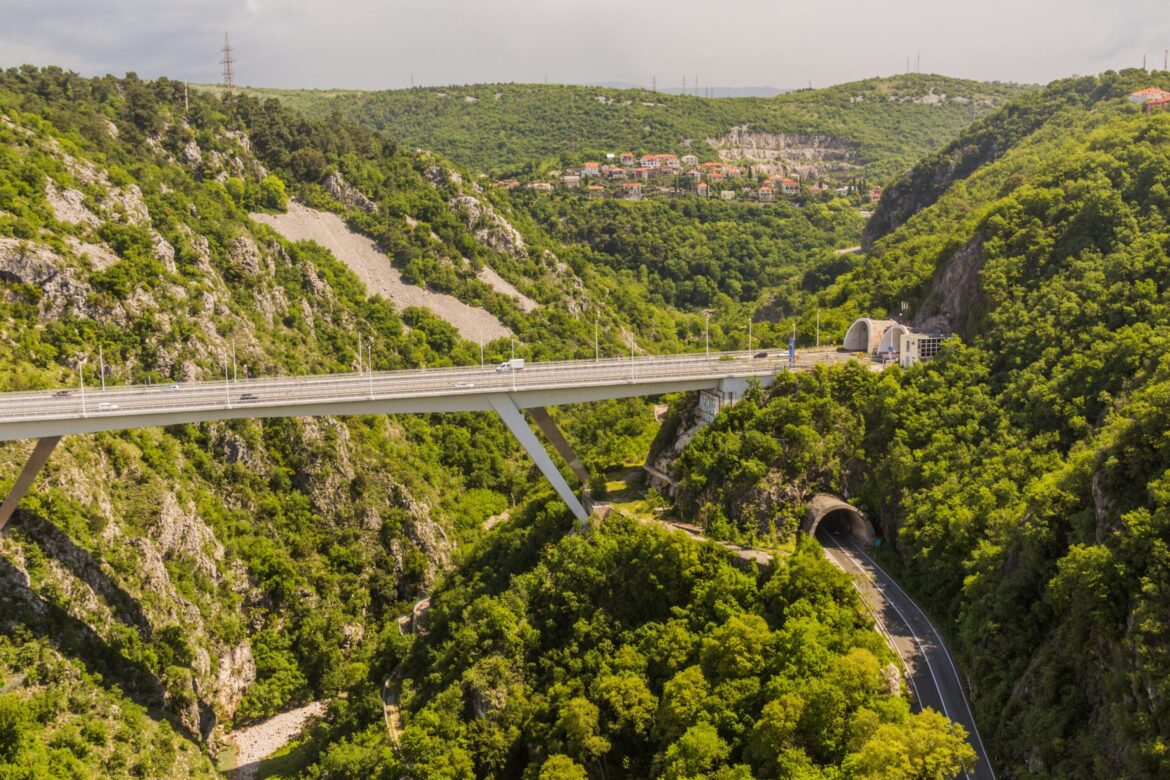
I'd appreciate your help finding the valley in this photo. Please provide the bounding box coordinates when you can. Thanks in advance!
[0,46,1168,780]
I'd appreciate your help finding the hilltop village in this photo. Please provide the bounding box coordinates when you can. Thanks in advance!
[495,150,883,203]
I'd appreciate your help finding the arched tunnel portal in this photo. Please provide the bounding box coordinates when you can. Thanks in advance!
[804,494,874,548]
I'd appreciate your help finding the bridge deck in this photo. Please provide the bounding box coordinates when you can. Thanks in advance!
[0,351,844,442]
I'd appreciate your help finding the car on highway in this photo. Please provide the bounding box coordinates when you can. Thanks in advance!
[753,351,769,359]
[239,393,259,402]
[495,358,525,372]
[162,383,181,392]
[97,402,119,411]
[453,381,475,389]
[51,390,73,399]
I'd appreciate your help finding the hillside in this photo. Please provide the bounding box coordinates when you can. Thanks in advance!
[0,66,660,775]
[667,69,1170,777]
[277,499,975,778]
[228,75,1032,182]
[0,65,968,777]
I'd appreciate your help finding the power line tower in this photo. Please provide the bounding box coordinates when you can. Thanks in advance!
[221,32,235,95]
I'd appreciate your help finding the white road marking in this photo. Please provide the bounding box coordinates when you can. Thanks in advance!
[839,533,995,780]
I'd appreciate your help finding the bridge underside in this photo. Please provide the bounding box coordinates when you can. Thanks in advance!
[0,374,767,531]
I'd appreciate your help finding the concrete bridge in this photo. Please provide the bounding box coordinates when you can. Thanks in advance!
[0,350,842,530]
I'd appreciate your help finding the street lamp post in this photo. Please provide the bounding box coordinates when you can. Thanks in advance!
[98,344,105,390]
[704,310,711,358]
[594,314,599,363]
[748,318,753,353]
[78,358,87,417]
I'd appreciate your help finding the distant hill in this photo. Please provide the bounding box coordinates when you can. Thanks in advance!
[222,74,1035,181]
[591,81,791,98]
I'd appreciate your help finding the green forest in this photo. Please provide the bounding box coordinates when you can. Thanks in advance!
[673,70,1170,778]
[282,501,974,779]
[3,53,1170,780]
[0,65,961,779]
[230,75,1031,181]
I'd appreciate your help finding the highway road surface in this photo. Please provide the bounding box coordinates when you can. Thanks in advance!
[0,349,853,443]
[819,526,995,780]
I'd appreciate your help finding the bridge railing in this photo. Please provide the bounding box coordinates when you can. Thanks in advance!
[0,350,843,427]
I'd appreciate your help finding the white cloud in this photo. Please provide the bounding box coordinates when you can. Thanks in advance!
[1,0,1168,88]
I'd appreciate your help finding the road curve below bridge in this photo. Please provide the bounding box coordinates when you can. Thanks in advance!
[818,526,995,780]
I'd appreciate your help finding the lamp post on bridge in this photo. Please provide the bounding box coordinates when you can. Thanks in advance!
[78,357,87,417]
[703,309,712,359]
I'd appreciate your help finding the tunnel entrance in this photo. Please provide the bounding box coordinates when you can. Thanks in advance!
[804,494,874,548]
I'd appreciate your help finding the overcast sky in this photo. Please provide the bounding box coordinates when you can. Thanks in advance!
[3,0,1169,90]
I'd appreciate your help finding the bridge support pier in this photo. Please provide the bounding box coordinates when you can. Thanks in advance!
[527,407,591,486]
[0,436,61,532]
[490,395,589,524]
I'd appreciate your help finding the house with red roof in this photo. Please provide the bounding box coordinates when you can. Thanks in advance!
[697,182,709,197]
[623,182,643,199]
[620,152,635,165]
[1129,87,1170,105]
[1144,96,1170,114]
[758,186,774,202]
[582,161,601,177]
[778,177,800,195]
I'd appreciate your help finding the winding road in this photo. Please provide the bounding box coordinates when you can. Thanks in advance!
[818,526,995,780]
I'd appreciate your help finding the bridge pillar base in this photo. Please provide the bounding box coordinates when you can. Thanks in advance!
[490,396,589,525]
[0,436,62,532]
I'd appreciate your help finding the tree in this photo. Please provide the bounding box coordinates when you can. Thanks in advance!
[661,723,731,779]
[745,694,805,772]
[843,709,976,780]
[553,697,610,765]
[656,666,711,743]
[259,174,289,210]
[539,754,588,780]
[700,613,773,681]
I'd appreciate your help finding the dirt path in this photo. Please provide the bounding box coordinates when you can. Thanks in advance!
[252,202,512,341]
[222,700,327,780]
